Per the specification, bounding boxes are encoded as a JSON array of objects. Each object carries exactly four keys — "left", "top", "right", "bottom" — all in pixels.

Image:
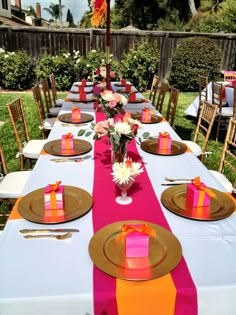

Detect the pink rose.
[
  {"left": 94, "top": 121, "right": 108, "bottom": 137},
  {"left": 114, "top": 114, "right": 124, "bottom": 123},
  {"left": 132, "top": 123, "right": 139, "bottom": 135},
  {"left": 110, "top": 71, "right": 115, "bottom": 78},
  {"left": 109, "top": 100, "right": 117, "bottom": 108},
  {"left": 123, "top": 112, "right": 131, "bottom": 123},
  {"left": 113, "top": 93, "right": 122, "bottom": 103}
]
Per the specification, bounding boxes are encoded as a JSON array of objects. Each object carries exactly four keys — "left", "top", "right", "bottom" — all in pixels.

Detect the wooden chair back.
[
  {"left": 218, "top": 117, "right": 236, "bottom": 176},
  {"left": 198, "top": 75, "right": 208, "bottom": 108},
  {"left": 32, "top": 84, "right": 48, "bottom": 138},
  {"left": 193, "top": 101, "right": 218, "bottom": 162},
  {"left": 41, "top": 78, "right": 53, "bottom": 113},
  {"left": 7, "top": 97, "right": 30, "bottom": 170},
  {"left": 224, "top": 71, "right": 236, "bottom": 81},
  {"left": 0, "top": 142, "right": 7, "bottom": 176},
  {"left": 165, "top": 87, "right": 179, "bottom": 127},
  {"left": 155, "top": 81, "right": 168, "bottom": 113},
  {"left": 149, "top": 74, "right": 159, "bottom": 104},
  {"left": 212, "top": 81, "right": 224, "bottom": 141},
  {"left": 49, "top": 73, "right": 57, "bottom": 104}
]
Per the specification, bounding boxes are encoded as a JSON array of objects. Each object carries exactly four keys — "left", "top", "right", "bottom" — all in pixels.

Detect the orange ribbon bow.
[
  {"left": 72, "top": 107, "right": 80, "bottom": 113},
  {"left": 90, "top": 0, "right": 107, "bottom": 27},
  {"left": 64, "top": 132, "right": 73, "bottom": 139},
  {"left": 45, "top": 181, "right": 61, "bottom": 193},
  {"left": 159, "top": 132, "right": 170, "bottom": 138},
  {"left": 117, "top": 223, "right": 156, "bottom": 243},
  {"left": 191, "top": 176, "right": 216, "bottom": 197}
]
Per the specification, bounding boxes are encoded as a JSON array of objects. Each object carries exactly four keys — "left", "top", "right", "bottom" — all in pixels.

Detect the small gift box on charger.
[
  {"left": 125, "top": 83, "right": 131, "bottom": 92},
  {"left": 117, "top": 223, "right": 156, "bottom": 257},
  {"left": 121, "top": 78, "right": 126, "bottom": 86},
  {"left": 44, "top": 181, "right": 64, "bottom": 210},
  {"left": 80, "top": 91, "right": 87, "bottom": 101},
  {"left": 129, "top": 92, "right": 136, "bottom": 102},
  {"left": 141, "top": 108, "right": 151, "bottom": 122},
  {"left": 186, "top": 176, "right": 215, "bottom": 210},
  {"left": 61, "top": 133, "right": 74, "bottom": 150},
  {"left": 158, "top": 132, "right": 172, "bottom": 152},
  {"left": 72, "top": 107, "right": 81, "bottom": 122},
  {"left": 81, "top": 79, "right": 87, "bottom": 86}
]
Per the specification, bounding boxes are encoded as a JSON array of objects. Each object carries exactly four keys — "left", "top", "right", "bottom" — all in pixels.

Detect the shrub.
[
  {"left": 120, "top": 41, "right": 160, "bottom": 92},
  {"left": 0, "top": 50, "right": 34, "bottom": 90},
  {"left": 190, "top": 12, "right": 224, "bottom": 33},
  {"left": 35, "top": 51, "right": 79, "bottom": 90},
  {"left": 169, "top": 37, "right": 223, "bottom": 91},
  {"left": 76, "top": 49, "right": 120, "bottom": 81}
]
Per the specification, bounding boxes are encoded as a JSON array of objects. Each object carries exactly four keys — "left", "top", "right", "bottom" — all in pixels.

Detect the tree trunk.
[{"left": 188, "top": 0, "right": 197, "bottom": 15}]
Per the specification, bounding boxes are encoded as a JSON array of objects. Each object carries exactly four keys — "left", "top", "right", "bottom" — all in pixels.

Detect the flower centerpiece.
[
  {"left": 97, "top": 89, "right": 128, "bottom": 119},
  {"left": 94, "top": 65, "right": 116, "bottom": 85},
  {"left": 111, "top": 158, "right": 144, "bottom": 204},
  {"left": 94, "top": 112, "right": 142, "bottom": 163}
]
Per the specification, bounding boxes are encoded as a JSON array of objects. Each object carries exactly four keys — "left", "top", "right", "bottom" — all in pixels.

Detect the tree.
[
  {"left": 26, "top": 5, "right": 37, "bottom": 17},
  {"left": 44, "top": 3, "right": 64, "bottom": 23},
  {"left": 66, "top": 9, "right": 74, "bottom": 25}
]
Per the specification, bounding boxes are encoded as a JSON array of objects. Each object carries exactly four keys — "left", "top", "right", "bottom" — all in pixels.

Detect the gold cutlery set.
[{"left": 20, "top": 228, "right": 80, "bottom": 240}]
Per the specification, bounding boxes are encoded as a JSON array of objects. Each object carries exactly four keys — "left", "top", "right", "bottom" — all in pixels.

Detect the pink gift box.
[
  {"left": 121, "top": 78, "right": 126, "bottom": 86},
  {"left": 44, "top": 184, "right": 64, "bottom": 210},
  {"left": 79, "top": 85, "right": 85, "bottom": 93},
  {"left": 129, "top": 92, "right": 136, "bottom": 102},
  {"left": 72, "top": 108, "right": 81, "bottom": 122},
  {"left": 125, "top": 225, "right": 149, "bottom": 257},
  {"left": 158, "top": 133, "right": 171, "bottom": 152},
  {"left": 81, "top": 79, "right": 87, "bottom": 86},
  {"left": 186, "top": 182, "right": 210, "bottom": 209},
  {"left": 61, "top": 134, "right": 74, "bottom": 150},
  {"left": 125, "top": 83, "right": 131, "bottom": 92},
  {"left": 141, "top": 108, "right": 151, "bottom": 122},
  {"left": 80, "top": 92, "right": 86, "bottom": 101}
]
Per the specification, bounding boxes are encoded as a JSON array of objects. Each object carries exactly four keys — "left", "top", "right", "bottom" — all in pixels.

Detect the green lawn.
[{"left": 0, "top": 90, "right": 231, "bottom": 228}]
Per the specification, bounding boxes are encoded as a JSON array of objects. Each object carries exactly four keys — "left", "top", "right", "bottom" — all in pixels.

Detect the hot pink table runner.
[{"left": 92, "top": 112, "right": 197, "bottom": 315}]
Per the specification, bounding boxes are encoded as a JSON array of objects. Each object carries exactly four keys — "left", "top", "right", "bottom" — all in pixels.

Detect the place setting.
[
  {"left": 17, "top": 180, "right": 93, "bottom": 226},
  {"left": 89, "top": 220, "right": 182, "bottom": 281},
  {"left": 132, "top": 108, "right": 163, "bottom": 124},
  {"left": 58, "top": 108, "right": 94, "bottom": 125},
  {"left": 141, "top": 132, "right": 188, "bottom": 156},
  {"left": 161, "top": 176, "right": 235, "bottom": 221},
  {"left": 43, "top": 132, "right": 92, "bottom": 157}
]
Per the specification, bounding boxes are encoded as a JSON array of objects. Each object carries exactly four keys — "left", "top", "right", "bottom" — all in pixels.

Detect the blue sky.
[{"left": 12, "top": 0, "right": 114, "bottom": 24}]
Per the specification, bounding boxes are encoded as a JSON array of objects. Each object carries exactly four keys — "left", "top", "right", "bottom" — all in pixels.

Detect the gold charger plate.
[
  {"left": 58, "top": 113, "right": 94, "bottom": 124},
  {"left": 117, "top": 89, "right": 138, "bottom": 94},
  {"left": 114, "top": 83, "right": 133, "bottom": 87},
  {"left": 43, "top": 139, "right": 92, "bottom": 156},
  {"left": 132, "top": 113, "right": 163, "bottom": 124},
  {"left": 67, "top": 97, "right": 96, "bottom": 103},
  {"left": 141, "top": 139, "right": 187, "bottom": 156},
  {"left": 161, "top": 184, "right": 235, "bottom": 221},
  {"left": 74, "top": 82, "right": 94, "bottom": 87},
  {"left": 89, "top": 220, "right": 182, "bottom": 281},
  {"left": 18, "top": 186, "right": 93, "bottom": 224}
]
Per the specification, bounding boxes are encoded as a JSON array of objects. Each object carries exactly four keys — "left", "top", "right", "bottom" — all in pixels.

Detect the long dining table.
[{"left": 0, "top": 82, "right": 236, "bottom": 315}]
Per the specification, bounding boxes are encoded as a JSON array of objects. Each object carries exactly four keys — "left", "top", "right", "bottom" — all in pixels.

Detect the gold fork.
[{"left": 24, "top": 232, "right": 72, "bottom": 240}]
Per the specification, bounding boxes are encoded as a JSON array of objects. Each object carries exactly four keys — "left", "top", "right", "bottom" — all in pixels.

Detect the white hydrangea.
[{"left": 114, "top": 122, "right": 132, "bottom": 136}]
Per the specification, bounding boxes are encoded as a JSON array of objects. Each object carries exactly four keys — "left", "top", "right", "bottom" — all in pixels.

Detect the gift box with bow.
[
  {"left": 129, "top": 92, "right": 136, "bottom": 102},
  {"left": 125, "top": 83, "right": 131, "bottom": 92},
  {"left": 141, "top": 108, "right": 151, "bottom": 122},
  {"left": 186, "top": 176, "right": 215, "bottom": 209},
  {"left": 44, "top": 181, "right": 64, "bottom": 210},
  {"left": 72, "top": 107, "right": 81, "bottom": 122},
  {"left": 117, "top": 223, "right": 156, "bottom": 257},
  {"left": 158, "top": 132, "right": 172, "bottom": 152},
  {"left": 121, "top": 78, "right": 126, "bottom": 86},
  {"left": 61, "top": 133, "right": 74, "bottom": 150}
]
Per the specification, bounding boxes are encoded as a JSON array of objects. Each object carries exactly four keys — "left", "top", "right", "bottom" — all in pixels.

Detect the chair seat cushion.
[
  {"left": 0, "top": 171, "right": 31, "bottom": 198},
  {"left": 43, "top": 117, "right": 56, "bottom": 130},
  {"left": 209, "top": 170, "right": 233, "bottom": 192},
  {"left": 55, "top": 99, "right": 64, "bottom": 107},
  {"left": 23, "top": 140, "right": 46, "bottom": 159},
  {"left": 49, "top": 107, "right": 61, "bottom": 116},
  {"left": 221, "top": 107, "right": 233, "bottom": 117},
  {"left": 182, "top": 140, "right": 202, "bottom": 156}
]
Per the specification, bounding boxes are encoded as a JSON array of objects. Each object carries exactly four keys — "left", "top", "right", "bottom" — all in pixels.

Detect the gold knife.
[{"left": 20, "top": 229, "right": 80, "bottom": 234}]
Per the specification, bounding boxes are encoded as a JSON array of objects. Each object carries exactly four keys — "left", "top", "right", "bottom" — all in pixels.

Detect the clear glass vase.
[
  {"left": 111, "top": 142, "right": 127, "bottom": 164},
  {"left": 116, "top": 178, "right": 134, "bottom": 205}
]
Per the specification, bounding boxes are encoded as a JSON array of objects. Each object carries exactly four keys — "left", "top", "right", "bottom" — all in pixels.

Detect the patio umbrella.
[{"left": 90, "top": 0, "right": 111, "bottom": 89}]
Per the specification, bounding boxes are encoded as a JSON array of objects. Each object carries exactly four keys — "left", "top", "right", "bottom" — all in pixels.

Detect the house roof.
[{"left": 0, "top": 14, "right": 31, "bottom": 26}]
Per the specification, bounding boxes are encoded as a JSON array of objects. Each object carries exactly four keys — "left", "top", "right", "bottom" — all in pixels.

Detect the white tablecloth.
[
  {"left": 0, "top": 84, "right": 236, "bottom": 315},
  {"left": 185, "top": 82, "right": 234, "bottom": 117}
]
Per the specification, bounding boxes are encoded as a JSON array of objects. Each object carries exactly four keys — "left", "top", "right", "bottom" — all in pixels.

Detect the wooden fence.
[{"left": 0, "top": 26, "right": 236, "bottom": 80}]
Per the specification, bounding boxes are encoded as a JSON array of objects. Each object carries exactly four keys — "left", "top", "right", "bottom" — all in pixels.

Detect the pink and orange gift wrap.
[
  {"left": 72, "top": 107, "right": 81, "bottom": 122},
  {"left": 61, "top": 133, "right": 74, "bottom": 150},
  {"left": 44, "top": 181, "right": 65, "bottom": 222},
  {"left": 117, "top": 223, "right": 156, "bottom": 257},
  {"left": 81, "top": 79, "right": 87, "bottom": 86},
  {"left": 80, "top": 91, "right": 87, "bottom": 101},
  {"left": 129, "top": 92, "right": 136, "bottom": 102},
  {"left": 125, "top": 83, "right": 131, "bottom": 92},
  {"left": 158, "top": 132, "right": 172, "bottom": 152},
  {"left": 186, "top": 176, "right": 215, "bottom": 211},
  {"left": 141, "top": 108, "right": 151, "bottom": 122}
]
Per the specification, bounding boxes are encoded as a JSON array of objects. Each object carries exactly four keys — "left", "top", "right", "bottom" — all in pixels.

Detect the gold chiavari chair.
[
  {"left": 41, "top": 78, "right": 60, "bottom": 117},
  {"left": 165, "top": 87, "right": 179, "bottom": 127},
  {"left": 49, "top": 73, "right": 64, "bottom": 107},
  {"left": 155, "top": 81, "right": 168, "bottom": 114},
  {"left": 149, "top": 74, "right": 159, "bottom": 105}
]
